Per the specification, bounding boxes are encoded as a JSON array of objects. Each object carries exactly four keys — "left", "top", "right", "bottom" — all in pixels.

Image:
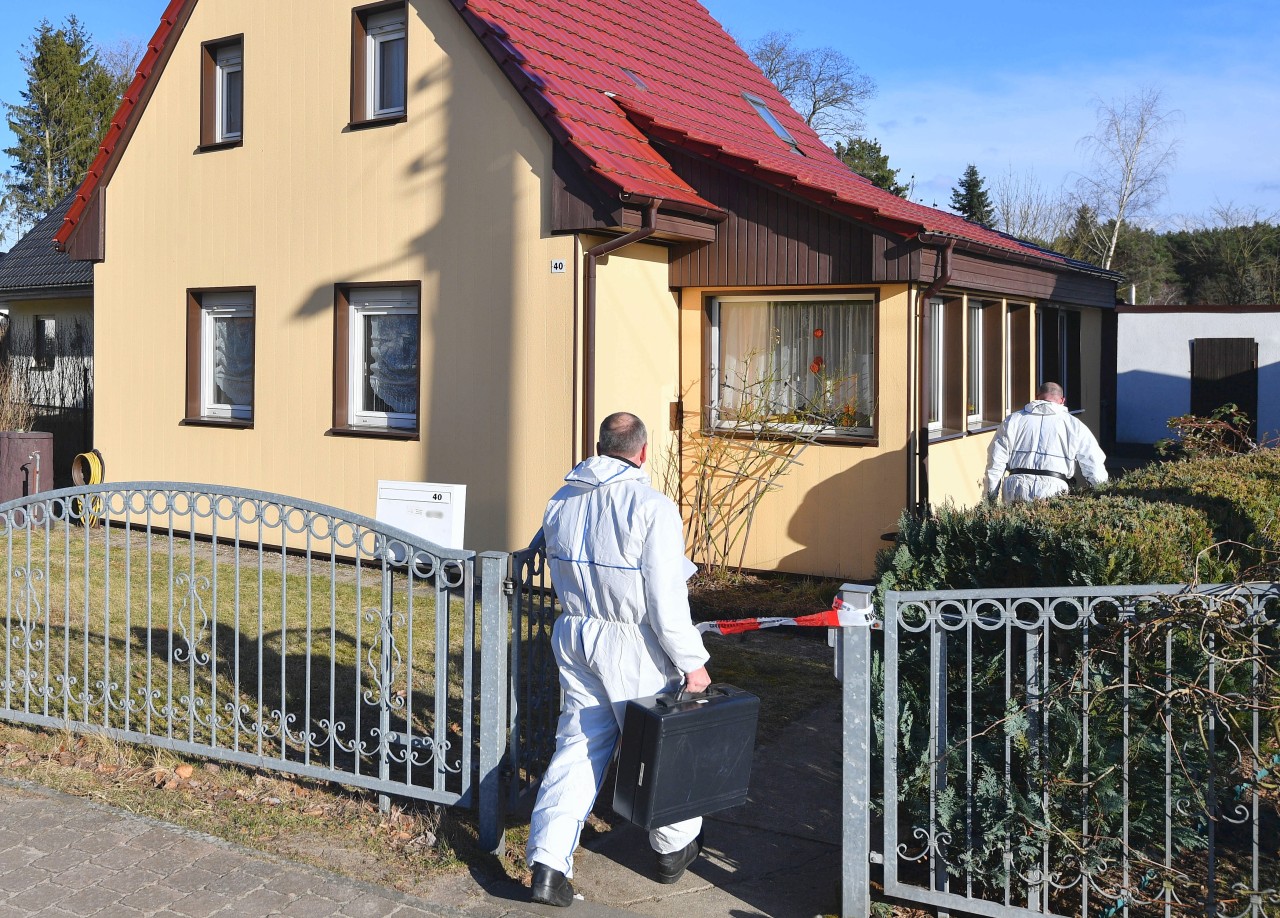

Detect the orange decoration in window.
[
  {"left": 813, "top": 328, "right": 824, "bottom": 338},
  {"left": 809, "top": 356, "right": 825, "bottom": 374}
]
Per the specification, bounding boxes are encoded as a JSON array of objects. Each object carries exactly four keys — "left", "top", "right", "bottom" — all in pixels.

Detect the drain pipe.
[
  {"left": 579, "top": 198, "right": 661, "bottom": 463},
  {"left": 913, "top": 239, "right": 954, "bottom": 518}
]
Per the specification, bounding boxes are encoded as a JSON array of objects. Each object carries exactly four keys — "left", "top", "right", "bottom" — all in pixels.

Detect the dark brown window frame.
[
  {"left": 349, "top": 1, "right": 408, "bottom": 130},
  {"left": 33, "top": 316, "right": 56, "bottom": 370},
  {"left": 1007, "top": 303, "right": 1032, "bottom": 413},
  {"left": 330, "top": 280, "right": 422, "bottom": 439},
  {"left": 700, "top": 286, "right": 881, "bottom": 446},
  {"left": 966, "top": 298, "right": 1006, "bottom": 430},
  {"left": 183, "top": 286, "right": 256, "bottom": 429},
  {"left": 199, "top": 35, "right": 245, "bottom": 151}
]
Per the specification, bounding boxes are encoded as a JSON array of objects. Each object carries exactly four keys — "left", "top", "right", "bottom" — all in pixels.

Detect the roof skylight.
[
  {"left": 620, "top": 68, "right": 648, "bottom": 91},
  {"left": 743, "top": 93, "right": 801, "bottom": 154}
]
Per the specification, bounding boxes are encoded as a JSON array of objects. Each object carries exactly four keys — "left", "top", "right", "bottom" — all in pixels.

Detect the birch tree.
[{"left": 1074, "top": 88, "right": 1180, "bottom": 270}]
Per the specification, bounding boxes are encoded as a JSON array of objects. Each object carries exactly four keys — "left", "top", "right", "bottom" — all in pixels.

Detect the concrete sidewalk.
[{"left": 0, "top": 699, "right": 844, "bottom": 918}]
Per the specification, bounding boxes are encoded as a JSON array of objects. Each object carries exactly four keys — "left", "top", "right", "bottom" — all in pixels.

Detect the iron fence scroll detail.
[
  {"left": 879, "top": 584, "right": 1280, "bottom": 918},
  {"left": 0, "top": 482, "right": 507, "bottom": 813}
]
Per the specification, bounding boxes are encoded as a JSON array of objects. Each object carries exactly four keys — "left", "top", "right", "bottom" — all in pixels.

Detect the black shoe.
[
  {"left": 530, "top": 862, "right": 574, "bottom": 907},
  {"left": 655, "top": 832, "right": 703, "bottom": 884}
]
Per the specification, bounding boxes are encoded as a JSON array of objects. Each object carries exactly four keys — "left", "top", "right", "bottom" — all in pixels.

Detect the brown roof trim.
[
  {"left": 916, "top": 231, "right": 1123, "bottom": 283},
  {"left": 1117, "top": 303, "right": 1280, "bottom": 314},
  {"left": 54, "top": 0, "right": 198, "bottom": 253}
]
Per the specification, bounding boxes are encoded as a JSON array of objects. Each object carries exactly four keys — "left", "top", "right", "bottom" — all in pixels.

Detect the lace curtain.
[
  {"left": 719, "top": 299, "right": 874, "bottom": 428},
  {"left": 364, "top": 313, "right": 418, "bottom": 414},
  {"left": 213, "top": 316, "right": 254, "bottom": 407}
]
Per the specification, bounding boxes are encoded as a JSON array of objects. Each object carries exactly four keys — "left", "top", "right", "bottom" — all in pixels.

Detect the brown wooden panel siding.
[
  {"left": 66, "top": 189, "right": 104, "bottom": 262},
  {"left": 551, "top": 145, "right": 624, "bottom": 233},
  {"left": 665, "top": 150, "right": 906, "bottom": 287},
  {"left": 946, "top": 250, "right": 1115, "bottom": 309}
]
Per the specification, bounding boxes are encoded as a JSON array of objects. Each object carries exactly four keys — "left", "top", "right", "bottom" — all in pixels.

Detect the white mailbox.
[{"left": 375, "top": 481, "right": 466, "bottom": 550}]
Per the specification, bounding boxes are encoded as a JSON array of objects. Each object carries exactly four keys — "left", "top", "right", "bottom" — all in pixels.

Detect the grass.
[{"left": 0, "top": 513, "right": 850, "bottom": 897}]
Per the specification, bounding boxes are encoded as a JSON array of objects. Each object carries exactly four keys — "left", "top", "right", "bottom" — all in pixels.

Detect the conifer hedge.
[{"left": 877, "top": 449, "right": 1280, "bottom": 591}]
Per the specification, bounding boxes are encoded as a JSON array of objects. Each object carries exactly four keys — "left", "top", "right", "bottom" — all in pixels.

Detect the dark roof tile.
[{"left": 0, "top": 196, "right": 92, "bottom": 294}]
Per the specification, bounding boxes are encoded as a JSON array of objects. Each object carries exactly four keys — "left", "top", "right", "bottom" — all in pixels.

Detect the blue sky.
[{"left": 2, "top": 0, "right": 1277, "bottom": 228}]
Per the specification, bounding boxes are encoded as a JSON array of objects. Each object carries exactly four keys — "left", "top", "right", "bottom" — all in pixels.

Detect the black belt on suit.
[{"left": 1008, "top": 467, "right": 1070, "bottom": 482}]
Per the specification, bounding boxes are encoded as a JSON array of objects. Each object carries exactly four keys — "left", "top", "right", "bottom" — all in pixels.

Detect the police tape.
[{"left": 696, "top": 593, "right": 879, "bottom": 636}]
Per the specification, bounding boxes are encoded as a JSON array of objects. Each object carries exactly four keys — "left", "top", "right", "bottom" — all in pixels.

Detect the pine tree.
[
  {"left": 833, "top": 137, "right": 909, "bottom": 197},
  {"left": 2, "top": 17, "right": 127, "bottom": 229},
  {"left": 950, "top": 164, "right": 996, "bottom": 227}
]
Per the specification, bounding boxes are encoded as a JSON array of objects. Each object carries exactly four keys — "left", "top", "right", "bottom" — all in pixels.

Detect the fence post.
[
  {"left": 477, "top": 551, "right": 510, "bottom": 855},
  {"left": 840, "top": 583, "right": 875, "bottom": 918}
]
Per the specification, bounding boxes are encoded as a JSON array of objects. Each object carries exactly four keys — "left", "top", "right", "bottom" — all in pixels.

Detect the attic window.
[
  {"left": 620, "top": 68, "right": 648, "bottom": 91},
  {"left": 743, "top": 92, "right": 801, "bottom": 154}
]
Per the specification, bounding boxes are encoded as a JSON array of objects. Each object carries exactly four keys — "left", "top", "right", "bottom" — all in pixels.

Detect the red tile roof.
[
  {"left": 57, "top": 0, "right": 1096, "bottom": 273},
  {"left": 53, "top": 0, "right": 191, "bottom": 251},
  {"left": 452, "top": 0, "right": 1078, "bottom": 265}
]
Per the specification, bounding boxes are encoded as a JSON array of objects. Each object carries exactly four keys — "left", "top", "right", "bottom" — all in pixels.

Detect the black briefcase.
[{"left": 612, "top": 683, "right": 759, "bottom": 831}]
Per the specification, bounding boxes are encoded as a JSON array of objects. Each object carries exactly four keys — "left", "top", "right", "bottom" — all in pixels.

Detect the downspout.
[
  {"left": 913, "top": 239, "right": 954, "bottom": 518},
  {"left": 579, "top": 198, "right": 661, "bottom": 462}
]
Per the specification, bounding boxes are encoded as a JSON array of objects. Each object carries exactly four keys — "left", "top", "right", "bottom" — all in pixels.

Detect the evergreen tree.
[
  {"left": 833, "top": 137, "right": 909, "bottom": 197},
  {"left": 2, "top": 17, "right": 127, "bottom": 228},
  {"left": 950, "top": 164, "right": 996, "bottom": 227}
]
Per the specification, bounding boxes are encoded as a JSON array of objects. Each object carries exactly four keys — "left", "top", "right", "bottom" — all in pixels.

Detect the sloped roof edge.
[{"left": 53, "top": 0, "right": 195, "bottom": 252}]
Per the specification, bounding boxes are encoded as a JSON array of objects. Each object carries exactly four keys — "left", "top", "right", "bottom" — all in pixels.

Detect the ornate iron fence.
[
  {"left": 0, "top": 482, "right": 509, "bottom": 849},
  {"left": 506, "top": 530, "right": 559, "bottom": 809},
  {"left": 841, "top": 583, "right": 1279, "bottom": 918}
]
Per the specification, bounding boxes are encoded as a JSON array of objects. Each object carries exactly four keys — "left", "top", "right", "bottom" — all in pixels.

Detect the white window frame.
[
  {"left": 215, "top": 42, "right": 243, "bottom": 143},
  {"left": 201, "top": 292, "right": 253, "bottom": 420},
  {"left": 349, "top": 286, "right": 418, "bottom": 429},
  {"left": 709, "top": 293, "right": 876, "bottom": 438},
  {"left": 967, "top": 301, "right": 984, "bottom": 427},
  {"left": 926, "top": 298, "right": 944, "bottom": 432},
  {"left": 366, "top": 7, "right": 407, "bottom": 119}
]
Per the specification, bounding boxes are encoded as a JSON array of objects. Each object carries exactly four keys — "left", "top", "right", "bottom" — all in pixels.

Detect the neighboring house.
[
  {"left": 0, "top": 195, "right": 94, "bottom": 485},
  {"left": 55, "top": 0, "right": 1117, "bottom": 578},
  {"left": 1110, "top": 304, "right": 1279, "bottom": 449}
]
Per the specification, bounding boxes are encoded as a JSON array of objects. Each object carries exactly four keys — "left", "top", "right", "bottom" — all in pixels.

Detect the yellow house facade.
[{"left": 57, "top": 0, "right": 1117, "bottom": 579}]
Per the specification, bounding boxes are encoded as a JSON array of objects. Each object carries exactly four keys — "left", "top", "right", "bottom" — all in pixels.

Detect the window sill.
[
  {"left": 196, "top": 139, "right": 243, "bottom": 153},
  {"left": 181, "top": 417, "right": 253, "bottom": 429},
  {"left": 929, "top": 428, "right": 966, "bottom": 444},
  {"left": 347, "top": 114, "right": 407, "bottom": 131},
  {"left": 327, "top": 426, "right": 419, "bottom": 441},
  {"left": 707, "top": 426, "right": 877, "bottom": 447},
  {"left": 966, "top": 421, "right": 1000, "bottom": 434}
]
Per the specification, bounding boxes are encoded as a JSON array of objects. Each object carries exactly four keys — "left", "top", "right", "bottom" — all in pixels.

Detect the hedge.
[{"left": 876, "top": 448, "right": 1280, "bottom": 592}]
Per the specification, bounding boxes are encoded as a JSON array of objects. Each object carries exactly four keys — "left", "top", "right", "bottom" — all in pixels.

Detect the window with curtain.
[
  {"left": 713, "top": 296, "right": 875, "bottom": 435},
  {"left": 350, "top": 287, "right": 418, "bottom": 429},
  {"left": 201, "top": 292, "right": 254, "bottom": 420}
]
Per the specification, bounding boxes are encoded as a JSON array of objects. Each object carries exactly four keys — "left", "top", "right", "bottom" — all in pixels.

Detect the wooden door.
[{"left": 1190, "top": 338, "right": 1258, "bottom": 433}]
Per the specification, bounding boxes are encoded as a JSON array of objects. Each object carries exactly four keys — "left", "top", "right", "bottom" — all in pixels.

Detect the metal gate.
[
  {"left": 0, "top": 482, "right": 510, "bottom": 849},
  {"left": 840, "top": 583, "right": 1279, "bottom": 918},
  {"left": 506, "top": 531, "right": 558, "bottom": 809}
]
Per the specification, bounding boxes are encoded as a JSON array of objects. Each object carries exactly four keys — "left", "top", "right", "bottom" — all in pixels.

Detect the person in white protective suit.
[
  {"left": 984, "top": 381, "right": 1109, "bottom": 503},
  {"left": 527, "top": 412, "right": 712, "bottom": 908}
]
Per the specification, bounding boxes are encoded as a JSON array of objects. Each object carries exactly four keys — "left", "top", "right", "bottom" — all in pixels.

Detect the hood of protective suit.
[
  {"left": 1022, "top": 399, "right": 1068, "bottom": 417},
  {"left": 562, "top": 454, "right": 648, "bottom": 489}
]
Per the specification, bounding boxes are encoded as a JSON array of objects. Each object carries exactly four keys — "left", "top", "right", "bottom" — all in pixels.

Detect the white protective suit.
[
  {"left": 984, "top": 400, "right": 1109, "bottom": 503},
  {"left": 526, "top": 455, "right": 710, "bottom": 878}
]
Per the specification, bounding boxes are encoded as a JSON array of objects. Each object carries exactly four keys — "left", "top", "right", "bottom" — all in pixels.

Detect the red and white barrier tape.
[{"left": 696, "top": 592, "right": 878, "bottom": 636}]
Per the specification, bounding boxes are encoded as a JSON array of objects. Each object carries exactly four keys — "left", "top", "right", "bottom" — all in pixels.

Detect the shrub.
[{"left": 876, "top": 449, "right": 1280, "bottom": 592}]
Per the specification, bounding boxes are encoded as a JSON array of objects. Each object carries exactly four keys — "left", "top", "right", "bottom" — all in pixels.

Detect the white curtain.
[
  {"left": 719, "top": 300, "right": 874, "bottom": 428},
  {"left": 365, "top": 313, "right": 418, "bottom": 414},
  {"left": 214, "top": 316, "right": 254, "bottom": 406}
]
